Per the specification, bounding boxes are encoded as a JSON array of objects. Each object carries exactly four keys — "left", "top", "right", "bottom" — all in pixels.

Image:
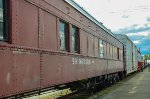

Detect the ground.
[{"left": 89, "top": 68, "right": 150, "bottom": 99}]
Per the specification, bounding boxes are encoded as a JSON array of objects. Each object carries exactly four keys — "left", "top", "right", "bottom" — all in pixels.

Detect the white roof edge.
[{"left": 65, "top": 0, "right": 118, "bottom": 40}]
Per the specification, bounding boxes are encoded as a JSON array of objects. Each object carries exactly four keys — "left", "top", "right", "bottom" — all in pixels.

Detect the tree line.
[{"left": 144, "top": 54, "right": 150, "bottom": 60}]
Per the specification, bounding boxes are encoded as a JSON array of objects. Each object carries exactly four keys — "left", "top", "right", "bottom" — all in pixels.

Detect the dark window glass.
[
  {"left": 59, "top": 20, "right": 69, "bottom": 51},
  {"left": 112, "top": 46, "right": 114, "bottom": 58},
  {"left": 72, "top": 25, "right": 79, "bottom": 53},
  {"left": 117, "top": 48, "right": 119, "bottom": 60},
  {"left": 0, "top": 0, "right": 4, "bottom": 40},
  {"left": 0, "top": 0, "right": 7, "bottom": 41}
]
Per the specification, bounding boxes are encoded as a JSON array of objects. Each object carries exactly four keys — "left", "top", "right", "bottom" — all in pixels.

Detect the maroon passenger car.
[{"left": 0, "top": 0, "right": 124, "bottom": 98}]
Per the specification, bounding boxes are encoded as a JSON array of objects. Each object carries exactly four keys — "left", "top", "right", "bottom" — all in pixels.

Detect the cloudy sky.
[{"left": 74, "top": 0, "right": 150, "bottom": 55}]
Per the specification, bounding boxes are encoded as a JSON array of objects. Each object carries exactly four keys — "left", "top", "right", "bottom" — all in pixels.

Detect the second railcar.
[
  {"left": 116, "top": 34, "right": 141, "bottom": 75},
  {"left": 116, "top": 34, "right": 133, "bottom": 75}
]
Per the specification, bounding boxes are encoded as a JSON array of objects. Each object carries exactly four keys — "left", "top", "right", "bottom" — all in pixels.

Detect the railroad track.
[{"left": 22, "top": 88, "right": 75, "bottom": 99}]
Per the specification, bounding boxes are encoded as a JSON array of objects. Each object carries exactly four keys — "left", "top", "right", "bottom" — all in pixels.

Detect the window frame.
[
  {"left": 71, "top": 25, "right": 80, "bottom": 53},
  {"left": 98, "top": 39, "right": 104, "bottom": 58},
  {"left": 117, "top": 48, "right": 119, "bottom": 60},
  {"left": 0, "top": 0, "right": 8, "bottom": 41},
  {"left": 112, "top": 45, "right": 114, "bottom": 59},
  {"left": 59, "top": 20, "right": 69, "bottom": 51}
]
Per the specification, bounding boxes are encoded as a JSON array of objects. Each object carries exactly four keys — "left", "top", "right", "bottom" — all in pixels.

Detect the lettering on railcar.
[{"left": 72, "top": 58, "right": 94, "bottom": 65}]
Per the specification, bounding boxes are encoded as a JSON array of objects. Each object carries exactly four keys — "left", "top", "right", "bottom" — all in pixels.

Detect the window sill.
[{"left": 0, "top": 40, "right": 9, "bottom": 44}]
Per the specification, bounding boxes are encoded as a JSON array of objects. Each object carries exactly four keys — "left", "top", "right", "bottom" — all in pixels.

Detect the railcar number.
[{"left": 72, "top": 58, "right": 94, "bottom": 65}]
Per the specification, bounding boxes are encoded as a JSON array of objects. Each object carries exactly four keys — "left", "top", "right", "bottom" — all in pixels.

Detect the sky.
[{"left": 73, "top": 0, "right": 150, "bottom": 55}]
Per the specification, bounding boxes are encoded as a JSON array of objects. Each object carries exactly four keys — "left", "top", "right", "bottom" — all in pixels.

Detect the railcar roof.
[
  {"left": 116, "top": 34, "right": 139, "bottom": 50},
  {"left": 116, "top": 34, "right": 133, "bottom": 44},
  {"left": 65, "top": 0, "right": 121, "bottom": 42}
]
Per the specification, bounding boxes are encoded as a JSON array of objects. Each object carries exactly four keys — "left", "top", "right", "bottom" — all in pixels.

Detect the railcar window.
[
  {"left": 0, "top": 0, "right": 7, "bottom": 41},
  {"left": 59, "top": 21, "right": 69, "bottom": 51},
  {"left": 99, "top": 39, "right": 104, "bottom": 58},
  {"left": 72, "top": 25, "right": 79, "bottom": 53},
  {"left": 112, "top": 46, "right": 114, "bottom": 58},
  {"left": 0, "top": 0, "right": 4, "bottom": 40},
  {"left": 117, "top": 48, "right": 119, "bottom": 60}
]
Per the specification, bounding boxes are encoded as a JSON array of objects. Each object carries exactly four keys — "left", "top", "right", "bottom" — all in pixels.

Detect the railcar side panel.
[
  {"left": 103, "top": 41, "right": 107, "bottom": 58},
  {"left": 93, "top": 37, "right": 99, "bottom": 57},
  {"left": 0, "top": 50, "right": 15, "bottom": 97},
  {"left": 40, "top": 10, "right": 58, "bottom": 50},
  {"left": 41, "top": 53, "right": 108, "bottom": 88},
  {"left": 13, "top": 52, "right": 40, "bottom": 94},
  {"left": 87, "top": 34, "right": 94, "bottom": 57},
  {"left": 17, "top": 0, "right": 39, "bottom": 48},
  {"left": 126, "top": 38, "right": 133, "bottom": 74},
  {"left": 116, "top": 34, "right": 134, "bottom": 75},
  {"left": 106, "top": 43, "right": 110, "bottom": 59},
  {"left": 107, "top": 60, "right": 123, "bottom": 74},
  {"left": 80, "top": 30, "right": 88, "bottom": 56},
  {"left": 133, "top": 44, "right": 138, "bottom": 72},
  {"left": 41, "top": 54, "right": 60, "bottom": 88}
]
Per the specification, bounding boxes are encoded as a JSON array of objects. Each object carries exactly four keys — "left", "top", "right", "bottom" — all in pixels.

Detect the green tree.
[{"left": 144, "top": 54, "right": 150, "bottom": 60}]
